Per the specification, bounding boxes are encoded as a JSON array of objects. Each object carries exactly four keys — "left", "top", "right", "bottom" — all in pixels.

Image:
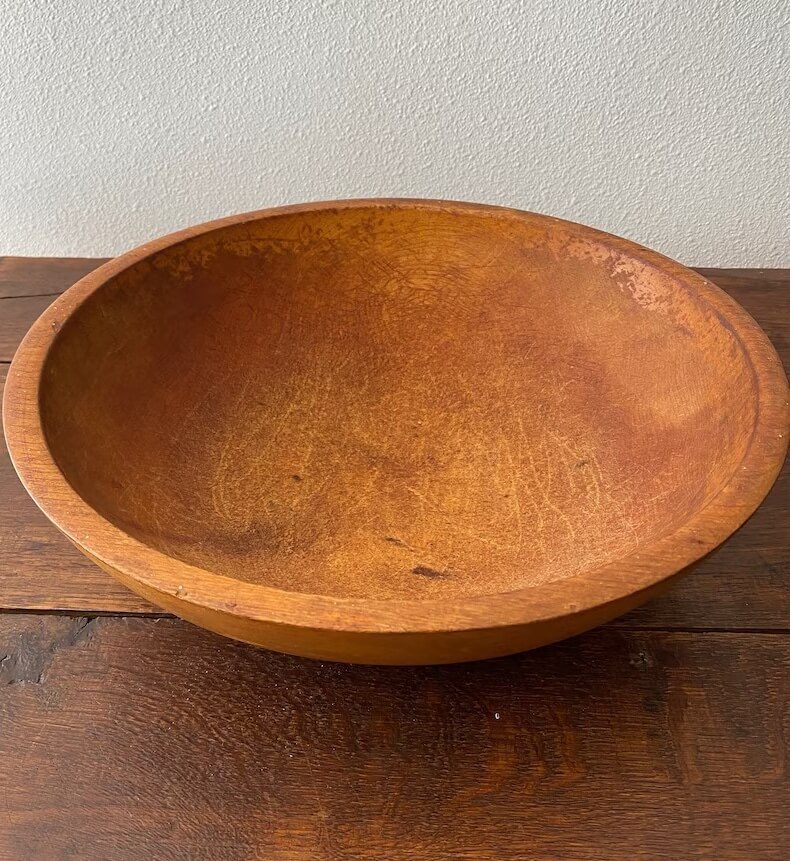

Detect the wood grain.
[
  {"left": 0, "top": 260, "right": 787, "bottom": 631},
  {"left": 0, "top": 613, "right": 786, "bottom": 860}
]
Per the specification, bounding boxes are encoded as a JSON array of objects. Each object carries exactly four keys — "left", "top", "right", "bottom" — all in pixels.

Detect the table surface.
[{"left": 0, "top": 258, "right": 787, "bottom": 860}]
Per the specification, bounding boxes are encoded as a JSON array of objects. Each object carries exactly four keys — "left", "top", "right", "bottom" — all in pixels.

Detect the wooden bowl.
[{"left": 4, "top": 200, "right": 788, "bottom": 663}]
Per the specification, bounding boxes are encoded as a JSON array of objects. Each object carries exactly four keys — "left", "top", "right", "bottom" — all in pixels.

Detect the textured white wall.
[{"left": 1, "top": 0, "right": 788, "bottom": 263}]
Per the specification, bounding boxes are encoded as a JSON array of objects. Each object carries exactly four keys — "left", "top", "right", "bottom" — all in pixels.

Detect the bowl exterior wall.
[{"left": 74, "top": 535, "right": 673, "bottom": 664}]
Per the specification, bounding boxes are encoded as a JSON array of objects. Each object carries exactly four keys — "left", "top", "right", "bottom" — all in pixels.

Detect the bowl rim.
[{"left": 3, "top": 198, "right": 788, "bottom": 635}]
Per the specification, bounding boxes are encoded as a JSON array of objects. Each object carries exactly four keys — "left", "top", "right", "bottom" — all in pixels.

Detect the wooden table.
[{"left": 1, "top": 259, "right": 787, "bottom": 861}]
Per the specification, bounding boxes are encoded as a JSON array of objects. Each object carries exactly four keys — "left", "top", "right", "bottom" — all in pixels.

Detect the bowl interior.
[{"left": 40, "top": 204, "right": 756, "bottom": 600}]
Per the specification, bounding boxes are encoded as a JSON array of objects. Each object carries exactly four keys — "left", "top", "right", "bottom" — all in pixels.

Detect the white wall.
[{"left": 1, "top": 0, "right": 788, "bottom": 263}]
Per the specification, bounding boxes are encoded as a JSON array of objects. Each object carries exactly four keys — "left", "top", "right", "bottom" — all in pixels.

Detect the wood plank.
[
  {"left": 0, "top": 263, "right": 787, "bottom": 628},
  {"left": 698, "top": 269, "right": 790, "bottom": 356},
  {"left": 0, "top": 294, "right": 60, "bottom": 362},
  {"left": 0, "top": 258, "right": 105, "bottom": 361},
  {"left": 0, "top": 256, "right": 109, "bottom": 298},
  {"left": 0, "top": 258, "right": 108, "bottom": 360},
  {"left": 0, "top": 614, "right": 785, "bottom": 860}
]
